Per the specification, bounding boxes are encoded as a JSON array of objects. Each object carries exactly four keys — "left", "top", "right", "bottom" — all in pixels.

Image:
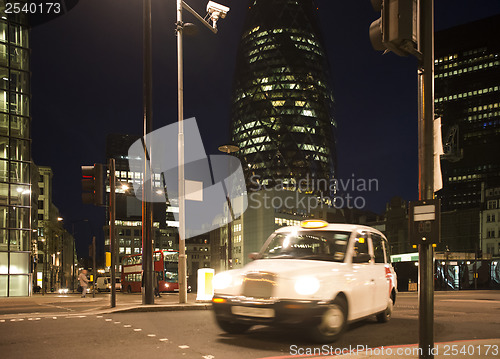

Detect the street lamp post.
[{"left": 175, "top": 0, "right": 229, "bottom": 303}]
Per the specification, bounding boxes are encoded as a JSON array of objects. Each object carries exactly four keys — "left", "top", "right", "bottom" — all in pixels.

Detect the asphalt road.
[{"left": 0, "top": 291, "right": 499, "bottom": 359}]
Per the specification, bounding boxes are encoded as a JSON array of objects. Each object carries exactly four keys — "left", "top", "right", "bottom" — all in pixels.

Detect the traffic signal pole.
[
  {"left": 142, "top": 0, "right": 154, "bottom": 305},
  {"left": 417, "top": 1, "right": 435, "bottom": 357},
  {"left": 109, "top": 159, "right": 116, "bottom": 308}
]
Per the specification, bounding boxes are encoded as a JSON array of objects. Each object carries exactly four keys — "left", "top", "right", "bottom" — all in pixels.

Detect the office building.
[
  {"left": 436, "top": 15, "right": 500, "bottom": 211},
  {"left": 35, "top": 166, "right": 75, "bottom": 292},
  {"left": 230, "top": 0, "right": 336, "bottom": 195},
  {"left": 0, "top": 3, "right": 31, "bottom": 296}
]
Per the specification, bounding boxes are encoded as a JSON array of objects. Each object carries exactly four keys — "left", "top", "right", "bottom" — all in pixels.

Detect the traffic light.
[
  {"left": 81, "top": 164, "right": 104, "bottom": 206},
  {"left": 369, "top": 0, "right": 419, "bottom": 57}
]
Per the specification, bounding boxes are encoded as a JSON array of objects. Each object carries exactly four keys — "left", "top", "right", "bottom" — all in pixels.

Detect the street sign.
[{"left": 409, "top": 199, "right": 441, "bottom": 245}]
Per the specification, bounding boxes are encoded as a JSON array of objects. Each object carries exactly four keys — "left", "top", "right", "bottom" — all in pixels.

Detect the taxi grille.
[{"left": 241, "top": 272, "right": 276, "bottom": 299}]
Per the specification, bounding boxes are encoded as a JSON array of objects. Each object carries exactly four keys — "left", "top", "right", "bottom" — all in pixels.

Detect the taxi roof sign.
[{"left": 300, "top": 220, "right": 328, "bottom": 229}]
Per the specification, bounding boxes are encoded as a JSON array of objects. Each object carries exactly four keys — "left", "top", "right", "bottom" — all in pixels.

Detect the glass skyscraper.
[
  {"left": 230, "top": 0, "right": 336, "bottom": 195},
  {"left": 0, "top": 1, "right": 31, "bottom": 296},
  {"left": 436, "top": 15, "right": 500, "bottom": 211}
]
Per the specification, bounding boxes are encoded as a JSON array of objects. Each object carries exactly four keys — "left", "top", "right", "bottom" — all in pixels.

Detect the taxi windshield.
[{"left": 261, "top": 230, "right": 351, "bottom": 262}]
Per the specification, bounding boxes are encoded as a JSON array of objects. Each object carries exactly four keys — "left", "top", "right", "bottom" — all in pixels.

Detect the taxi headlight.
[
  {"left": 213, "top": 272, "right": 233, "bottom": 290},
  {"left": 294, "top": 276, "right": 320, "bottom": 295}
]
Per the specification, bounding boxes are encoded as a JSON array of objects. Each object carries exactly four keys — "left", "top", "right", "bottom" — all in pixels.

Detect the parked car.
[
  {"left": 212, "top": 220, "right": 397, "bottom": 343},
  {"left": 96, "top": 277, "right": 121, "bottom": 292}
]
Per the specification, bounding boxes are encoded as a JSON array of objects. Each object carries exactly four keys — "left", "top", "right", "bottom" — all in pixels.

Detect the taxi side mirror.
[
  {"left": 352, "top": 253, "right": 372, "bottom": 263},
  {"left": 249, "top": 252, "right": 260, "bottom": 261}
]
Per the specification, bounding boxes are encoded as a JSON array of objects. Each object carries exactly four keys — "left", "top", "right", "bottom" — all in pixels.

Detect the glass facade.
[
  {"left": 435, "top": 15, "right": 500, "bottom": 211},
  {"left": 0, "top": 1, "right": 31, "bottom": 296},
  {"left": 230, "top": 0, "right": 336, "bottom": 195}
]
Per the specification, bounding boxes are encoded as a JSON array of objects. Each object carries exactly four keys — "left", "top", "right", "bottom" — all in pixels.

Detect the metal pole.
[
  {"left": 72, "top": 224, "right": 75, "bottom": 293},
  {"left": 417, "top": 0, "right": 435, "bottom": 357},
  {"left": 110, "top": 159, "right": 117, "bottom": 307},
  {"left": 92, "top": 236, "right": 96, "bottom": 298},
  {"left": 177, "top": 0, "right": 187, "bottom": 304},
  {"left": 142, "top": 0, "right": 154, "bottom": 305}
]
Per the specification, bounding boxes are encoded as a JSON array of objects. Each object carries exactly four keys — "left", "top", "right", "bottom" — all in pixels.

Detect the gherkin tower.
[{"left": 230, "top": 0, "right": 336, "bottom": 194}]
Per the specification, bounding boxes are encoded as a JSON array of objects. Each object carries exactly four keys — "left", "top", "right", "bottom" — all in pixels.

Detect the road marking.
[
  {"left": 114, "top": 322, "right": 121, "bottom": 324},
  {"left": 35, "top": 318, "right": 41, "bottom": 321},
  {"left": 203, "top": 356, "right": 215, "bottom": 359},
  {"left": 96, "top": 316, "right": 103, "bottom": 318},
  {"left": 440, "top": 299, "right": 500, "bottom": 304},
  {"left": 147, "top": 334, "right": 156, "bottom": 337},
  {"left": 159, "top": 338, "right": 168, "bottom": 342},
  {"left": 124, "top": 325, "right": 132, "bottom": 328},
  {"left": 28, "top": 318, "right": 33, "bottom": 321},
  {"left": 0, "top": 320, "right": 5, "bottom": 323},
  {"left": 105, "top": 319, "right": 112, "bottom": 322},
  {"left": 179, "top": 345, "right": 189, "bottom": 349},
  {"left": 52, "top": 317, "right": 57, "bottom": 320},
  {"left": 134, "top": 329, "right": 142, "bottom": 332}
]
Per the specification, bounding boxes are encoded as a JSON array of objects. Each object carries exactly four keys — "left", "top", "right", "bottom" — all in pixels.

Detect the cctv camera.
[{"left": 206, "top": 1, "right": 230, "bottom": 19}]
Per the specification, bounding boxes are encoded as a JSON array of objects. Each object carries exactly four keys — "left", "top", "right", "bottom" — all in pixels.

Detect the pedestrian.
[
  {"left": 78, "top": 269, "right": 89, "bottom": 298},
  {"left": 154, "top": 272, "right": 161, "bottom": 298}
]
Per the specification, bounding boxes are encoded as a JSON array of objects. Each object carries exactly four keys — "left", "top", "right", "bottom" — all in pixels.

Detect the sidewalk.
[{"left": 0, "top": 292, "right": 211, "bottom": 318}]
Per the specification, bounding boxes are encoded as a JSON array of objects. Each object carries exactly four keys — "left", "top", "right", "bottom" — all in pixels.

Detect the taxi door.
[
  {"left": 348, "top": 233, "right": 376, "bottom": 319},
  {"left": 370, "top": 232, "right": 391, "bottom": 312}
]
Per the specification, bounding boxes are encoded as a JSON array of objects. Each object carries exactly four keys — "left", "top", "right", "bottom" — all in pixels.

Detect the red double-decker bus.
[{"left": 121, "top": 250, "right": 179, "bottom": 293}]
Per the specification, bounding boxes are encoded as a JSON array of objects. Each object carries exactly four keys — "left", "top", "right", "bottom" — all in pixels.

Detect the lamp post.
[
  {"left": 176, "top": 0, "right": 230, "bottom": 303},
  {"left": 218, "top": 145, "right": 239, "bottom": 270}
]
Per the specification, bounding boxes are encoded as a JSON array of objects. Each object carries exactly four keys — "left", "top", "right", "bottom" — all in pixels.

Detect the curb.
[{"left": 97, "top": 303, "right": 213, "bottom": 314}]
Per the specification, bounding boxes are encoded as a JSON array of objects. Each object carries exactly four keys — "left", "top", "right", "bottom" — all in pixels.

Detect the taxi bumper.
[{"left": 212, "top": 295, "right": 329, "bottom": 326}]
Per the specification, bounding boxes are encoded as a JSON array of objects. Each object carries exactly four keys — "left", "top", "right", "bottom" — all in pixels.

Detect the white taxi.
[{"left": 212, "top": 220, "right": 397, "bottom": 343}]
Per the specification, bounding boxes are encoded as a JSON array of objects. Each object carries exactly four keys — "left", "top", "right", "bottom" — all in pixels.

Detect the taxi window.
[
  {"left": 352, "top": 234, "right": 370, "bottom": 263},
  {"left": 371, "top": 233, "right": 386, "bottom": 263},
  {"left": 261, "top": 231, "right": 350, "bottom": 262}
]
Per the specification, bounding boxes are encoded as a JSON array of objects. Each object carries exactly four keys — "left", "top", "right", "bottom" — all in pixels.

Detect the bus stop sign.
[{"left": 409, "top": 199, "right": 441, "bottom": 245}]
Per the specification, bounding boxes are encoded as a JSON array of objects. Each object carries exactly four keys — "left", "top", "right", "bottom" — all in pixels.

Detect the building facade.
[
  {"left": 436, "top": 15, "right": 500, "bottom": 211},
  {"left": 0, "top": 2, "right": 31, "bottom": 297},
  {"left": 104, "top": 134, "right": 215, "bottom": 287},
  {"left": 481, "top": 186, "right": 500, "bottom": 257},
  {"left": 230, "top": 0, "right": 336, "bottom": 195},
  {"left": 35, "top": 166, "right": 75, "bottom": 292}
]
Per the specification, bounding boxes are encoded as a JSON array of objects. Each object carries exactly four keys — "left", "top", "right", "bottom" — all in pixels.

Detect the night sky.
[{"left": 30, "top": 0, "right": 500, "bottom": 257}]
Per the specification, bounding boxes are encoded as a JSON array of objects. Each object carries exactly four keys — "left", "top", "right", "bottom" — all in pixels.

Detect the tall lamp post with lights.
[{"left": 175, "top": 0, "right": 230, "bottom": 303}]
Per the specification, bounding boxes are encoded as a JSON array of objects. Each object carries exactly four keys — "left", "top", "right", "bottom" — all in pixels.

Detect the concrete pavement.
[{"left": 0, "top": 291, "right": 211, "bottom": 318}]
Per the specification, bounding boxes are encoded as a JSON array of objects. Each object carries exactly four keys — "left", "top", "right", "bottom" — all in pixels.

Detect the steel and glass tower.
[
  {"left": 0, "top": 1, "right": 31, "bottom": 296},
  {"left": 230, "top": 0, "right": 336, "bottom": 195},
  {"left": 436, "top": 15, "right": 500, "bottom": 211}
]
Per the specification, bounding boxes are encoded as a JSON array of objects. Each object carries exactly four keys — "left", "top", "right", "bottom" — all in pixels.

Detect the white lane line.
[
  {"left": 0, "top": 320, "right": 5, "bottom": 323},
  {"left": 147, "top": 334, "right": 156, "bottom": 337},
  {"left": 203, "top": 356, "right": 215, "bottom": 359},
  {"left": 105, "top": 319, "right": 112, "bottom": 322},
  {"left": 159, "top": 338, "right": 168, "bottom": 342},
  {"left": 179, "top": 345, "right": 190, "bottom": 349},
  {"left": 28, "top": 318, "right": 33, "bottom": 321},
  {"left": 114, "top": 322, "right": 121, "bottom": 324},
  {"left": 35, "top": 318, "right": 41, "bottom": 321},
  {"left": 123, "top": 325, "right": 132, "bottom": 328},
  {"left": 134, "top": 329, "right": 142, "bottom": 332},
  {"left": 96, "top": 316, "right": 103, "bottom": 318},
  {"left": 52, "top": 317, "right": 57, "bottom": 320}
]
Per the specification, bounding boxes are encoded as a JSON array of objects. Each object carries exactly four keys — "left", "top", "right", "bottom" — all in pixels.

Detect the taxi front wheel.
[
  {"left": 309, "top": 296, "right": 347, "bottom": 343},
  {"left": 215, "top": 316, "right": 252, "bottom": 334},
  {"left": 376, "top": 298, "right": 393, "bottom": 323}
]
